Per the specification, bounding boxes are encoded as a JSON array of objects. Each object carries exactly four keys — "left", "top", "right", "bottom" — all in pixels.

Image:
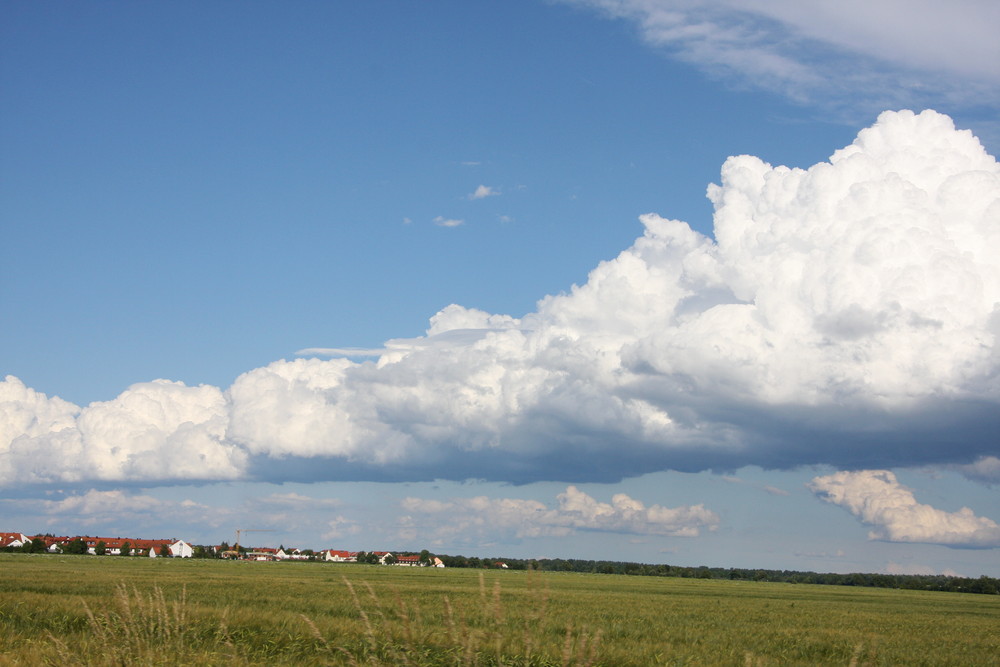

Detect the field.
[{"left": 0, "top": 554, "right": 997, "bottom": 666}]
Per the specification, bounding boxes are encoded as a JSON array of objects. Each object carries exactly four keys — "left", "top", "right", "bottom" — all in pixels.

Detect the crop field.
[{"left": 0, "top": 554, "right": 997, "bottom": 666}]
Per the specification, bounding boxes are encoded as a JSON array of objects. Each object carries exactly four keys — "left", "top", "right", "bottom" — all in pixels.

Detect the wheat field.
[{"left": 0, "top": 554, "right": 997, "bottom": 665}]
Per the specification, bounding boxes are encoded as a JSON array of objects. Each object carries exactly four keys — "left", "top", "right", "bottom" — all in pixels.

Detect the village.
[{"left": 0, "top": 531, "right": 448, "bottom": 566}]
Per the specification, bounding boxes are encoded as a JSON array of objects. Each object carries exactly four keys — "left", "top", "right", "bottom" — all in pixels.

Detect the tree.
[
  {"left": 95, "top": 540, "right": 107, "bottom": 556},
  {"left": 120, "top": 541, "right": 131, "bottom": 556},
  {"left": 27, "top": 536, "right": 49, "bottom": 553},
  {"left": 418, "top": 549, "right": 432, "bottom": 565},
  {"left": 64, "top": 537, "right": 87, "bottom": 555},
  {"left": 159, "top": 544, "right": 171, "bottom": 557},
  {"left": 383, "top": 554, "right": 397, "bottom": 565}
]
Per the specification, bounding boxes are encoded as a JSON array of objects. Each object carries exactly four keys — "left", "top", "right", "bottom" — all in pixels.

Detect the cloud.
[
  {"left": 468, "top": 184, "right": 499, "bottom": 200},
  {"left": 1, "top": 376, "right": 246, "bottom": 485},
  {"left": 44, "top": 489, "right": 162, "bottom": 517},
  {"left": 322, "top": 515, "right": 362, "bottom": 541},
  {"left": 952, "top": 456, "right": 1000, "bottom": 485},
  {"left": 399, "top": 486, "right": 719, "bottom": 544},
  {"left": 2, "top": 110, "right": 999, "bottom": 487},
  {"left": 809, "top": 470, "right": 1000, "bottom": 548},
  {"left": 434, "top": 216, "right": 464, "bottom": 227},
  {"left": 14, "top": 488, "right": 214, "bottom": 530},
  {"left": 560, "top": 0, "right": 1000, "bottom": 116},
  {"left": 885, "top": 562, "right": 960, "bottom": 577},
  {"left": 252, "top": 492, "right": 341, "bottom": 510}
]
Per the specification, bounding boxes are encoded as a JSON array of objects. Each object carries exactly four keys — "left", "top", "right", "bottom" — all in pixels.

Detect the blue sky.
[{"left": 2, "top": 1, "right": 999, "bottom": 577}]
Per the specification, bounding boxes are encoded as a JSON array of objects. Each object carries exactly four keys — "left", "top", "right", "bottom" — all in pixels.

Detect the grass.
[{"left": 0, "top": 554, "right": 997, "bottom": 665}]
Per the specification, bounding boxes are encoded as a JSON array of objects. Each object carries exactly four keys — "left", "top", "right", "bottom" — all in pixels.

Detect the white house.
[
  {"left": 433, "top": 557, "right": 445, "bottom": 568},
  {"left": 324, "top": 549, "right": 357, "bottom": 562},
  {"left": 169, "top": 540, "right": 194, "bottom": 558}
]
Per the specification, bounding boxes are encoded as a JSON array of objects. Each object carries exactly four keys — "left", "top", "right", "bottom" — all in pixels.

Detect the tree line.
[
  {"left": 433, "top": 555, "right": 999, "bottom": 595},
  {"left": 7, "top": 538, "right": 995, "bottom": 595}
]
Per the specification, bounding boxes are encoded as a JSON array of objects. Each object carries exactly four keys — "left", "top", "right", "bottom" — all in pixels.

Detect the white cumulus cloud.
[
  {"left": 2, "top": 110, "right": 999, "bottom": 487},
  {"left": 1, "top": 377, "right": 247, "bottom": 485},
  {"left": 809, "top": 470, "right": 1000, "bottom": 548}
]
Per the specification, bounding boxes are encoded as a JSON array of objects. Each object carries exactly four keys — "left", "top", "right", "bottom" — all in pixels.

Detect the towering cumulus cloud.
[{"left": 2, "top": 110, "right": 998, "bottom": 486}]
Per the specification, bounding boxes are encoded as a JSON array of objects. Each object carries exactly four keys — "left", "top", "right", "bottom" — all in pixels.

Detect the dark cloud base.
[{"left": 239, "top": 397, "right": 1000, "bottom": 485}]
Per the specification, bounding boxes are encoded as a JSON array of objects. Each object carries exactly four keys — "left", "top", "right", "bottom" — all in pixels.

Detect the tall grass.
[
  {"left": 2, "top": 564, "right": 600, "bottom": 666},
  {"left": 296, "top": 572, "right": 601, "bottom": 666}
]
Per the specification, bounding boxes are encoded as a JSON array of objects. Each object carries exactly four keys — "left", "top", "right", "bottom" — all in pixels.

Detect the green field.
[{"left": 1, "top": 554, "right": 997, "bottom": 666}]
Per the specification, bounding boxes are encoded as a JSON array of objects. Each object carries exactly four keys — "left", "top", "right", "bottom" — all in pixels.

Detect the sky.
[{"left": 2, "top": 0, "right": 999, "bottom": 578}]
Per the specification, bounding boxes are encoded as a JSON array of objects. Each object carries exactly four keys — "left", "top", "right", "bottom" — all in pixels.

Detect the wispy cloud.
[
  {"left": 399, "top": 486, "right": 719, "bottom": 545},
  {"left": 560, "top": 0, "right": 1000, "bottom": 118},
  {"left": 885, "top": 561, "right": 960, "bottom": 577},
  {"left": 952, "top": 456, "right": 1000, "bottom": 485},
  {"left": 433, "top": 216, "right": 464, "bottom": 227},
  {"left": 322, "top": 515, "right": 362, "bottom": 540},
  {"left": 6, "top": 489, "right": 219, "bottom": 531},
  {"left": 809, "top": 470, "right": 1000, "bottom": 548}
]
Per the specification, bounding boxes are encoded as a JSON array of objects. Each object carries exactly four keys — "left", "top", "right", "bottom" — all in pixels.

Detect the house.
[
  {"left": 76, "top": 536, "right": 172, "bottom": 556},
  {"left": 132, "top": 539, "right": 173, "bottom": 557},
  {"left": 324, "top": 549, "right": 357, "bottom": 563},
  {"left": 394, "top": 555, "right": 421, "bottom": 566},
  {"left": 373, "top": 551, "right": 393, "bottom": 565},
  {"left": 245, "top": 547, "right": 278, "bottom": 561},
  {"left": 38, "top": 536, "right": 70, "bottom": 553},
  {"left": 432, "top": 557, "right": 445, "bottom": 568},
  {"left": 0, "top": 532, "right": 30, "bottom": 548},
  {"left": 169, "top": 540, "right": 194, "bottom": 558}
]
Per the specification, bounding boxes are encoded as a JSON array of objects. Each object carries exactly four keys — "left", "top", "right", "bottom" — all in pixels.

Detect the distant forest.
[{"left": 435, "top": 554, "right": 1000, "bottom": 595}]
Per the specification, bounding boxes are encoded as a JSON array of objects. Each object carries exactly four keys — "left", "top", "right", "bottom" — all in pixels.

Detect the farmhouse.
[{"left": 324, "top": 549, "right": 357, "bottom": 562}]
